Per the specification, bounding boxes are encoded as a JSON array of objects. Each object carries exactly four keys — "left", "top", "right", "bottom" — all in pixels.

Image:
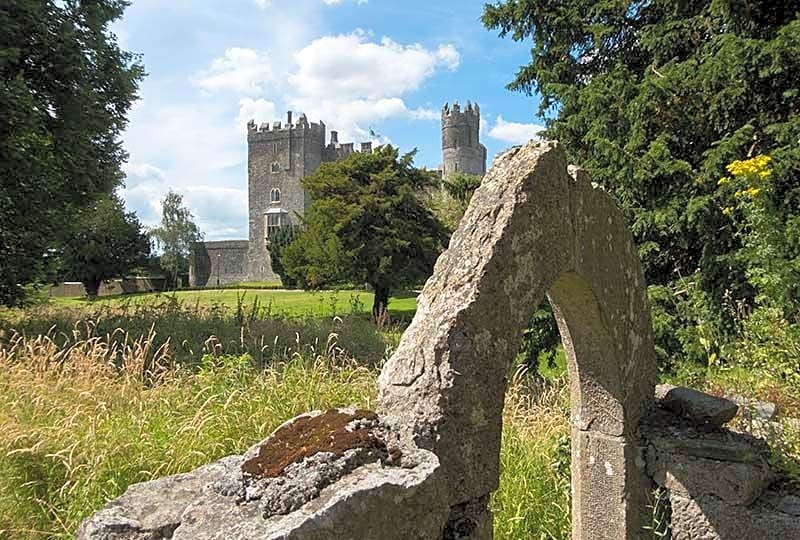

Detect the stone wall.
[
  {"left": 642, "top": 385, "right": 800, "bottom": 539},
  {"left": 190, "top": 240, "right": 250, "bottom": 287},
  {"left": 48, "top": 277, "right": 167, "bottom": 298}
]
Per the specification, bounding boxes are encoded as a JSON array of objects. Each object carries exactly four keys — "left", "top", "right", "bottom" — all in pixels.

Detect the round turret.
[{"left": 441, "top": 100, "right": 486, "bottom": 178}]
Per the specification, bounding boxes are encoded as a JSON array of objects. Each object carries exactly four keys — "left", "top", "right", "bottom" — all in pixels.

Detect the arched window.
[
  {"left": 271, "top": 162, "right": 280, "bottom": 173},
  {"left": 270, "top": 188, "right": 281, "bottom": 203}
]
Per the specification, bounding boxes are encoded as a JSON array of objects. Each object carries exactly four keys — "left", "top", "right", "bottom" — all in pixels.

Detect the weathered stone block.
[
  {"left": 77, "top": 409, "right": 448, "bottom": 540},
  {"left": 655, "top": 385, "right": 738, "bottom": 428},
  {"left": 646, "top": 448, "right": 774, "bottom": 505},
  {"left": 571, "top": 429, "right": 653, "bottom": 540},
  {"left": 669, "top": 492, "right": 800, "bottom": 540}
]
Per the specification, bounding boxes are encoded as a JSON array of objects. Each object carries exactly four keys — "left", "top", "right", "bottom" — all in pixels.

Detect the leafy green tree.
[
  {"left": 281, "top": 146, "right": 449, "bottom": 319},
  {"left": 0, "top": 0, "right": 144, "bottom": 305},
  {"left": 483, "top": 0, "right": 800, "bottom": 364},
  {"left": 58, "top": 195, "right": 150, "bottom": 298},
  {"left": 268, "top": 225, "right": 298, "bottom": 288},
  {"left": 149, "top": 191, "right": 203, "bottom": 288},
  {"left": 427, "top": 173, "right": 483, "bottom": 232},
  {"left": 443, "top": 173, "right": 482, "bottom": 206}
]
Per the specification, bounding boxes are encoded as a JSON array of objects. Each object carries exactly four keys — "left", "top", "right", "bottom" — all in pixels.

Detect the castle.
[{"left": 189, "top": 100, "right": 487, "bottom": 287}]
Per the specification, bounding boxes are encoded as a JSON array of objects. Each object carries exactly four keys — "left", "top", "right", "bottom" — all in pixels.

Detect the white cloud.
[
  {"left": 285, "top": 31, "right": 458, "bottom": 141},
  {"left": 488, "top": 116, "right": 545, "bottom": 145},
  {"left": 183, "top": 186, "right": 248, "bottom": 239},
  {"left": 194, "top": 47, "right": 273, "bottom": 95},
  {"left": 123, "top": 163, "right": 166, "bottom": 187},
  {"left": 290, "top": 31, "right": 458, "bottom": 100},
  {"left": 235, "top": 98, "right": 278, "bottom": 132},
  {"left": 323, "top": 0, "right": 368, "bottom": 5},
  {"left": 253, "top": 0, "right": 271, "bottom": 7},
  {"left": 435, "top": 44, "right": 460, "bottom": 71}
]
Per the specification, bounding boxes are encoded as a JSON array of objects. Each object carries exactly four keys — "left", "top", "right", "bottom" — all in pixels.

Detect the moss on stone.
[{"left": 241, "top": 409, "right": 385, "bottom": 479}]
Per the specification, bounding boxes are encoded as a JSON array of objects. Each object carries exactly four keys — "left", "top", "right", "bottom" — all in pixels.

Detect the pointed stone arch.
[{"left": 378, "top": 141, "right": 656, "bottom": 539}]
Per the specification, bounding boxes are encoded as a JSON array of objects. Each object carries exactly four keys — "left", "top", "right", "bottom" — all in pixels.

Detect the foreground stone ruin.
[{"left": 78, "top": 141, "right": 799, "bottom": 539}]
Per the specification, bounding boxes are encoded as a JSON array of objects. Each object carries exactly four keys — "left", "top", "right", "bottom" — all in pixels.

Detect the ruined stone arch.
[{"left": 378, "top": 141, "right": 657, "bottom": 539}]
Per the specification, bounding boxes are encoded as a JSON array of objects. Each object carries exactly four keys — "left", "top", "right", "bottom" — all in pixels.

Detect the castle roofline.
[
  {"left": 442, "top": 100, "right": 480, "bottom": 118},
  {"left": 246, "top": 111, "right": 325, "bottom": 136}
]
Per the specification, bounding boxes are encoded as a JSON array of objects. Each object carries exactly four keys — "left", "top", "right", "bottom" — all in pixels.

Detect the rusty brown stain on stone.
[{"left": 241, "top": 409, "right": 386, "bottom": 479}]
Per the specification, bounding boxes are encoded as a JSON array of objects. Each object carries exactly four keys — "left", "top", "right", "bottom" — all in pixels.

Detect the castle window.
[
  {"left": 265, "top": 209, "right": 288, "bottom": 241},
  {"left": 270, "top": 188, "right": 281, "bottom": 203},
  {"left": 266, "top": 213, "right": 282, "bottom": 239},
  {"left": 271, "top": 162, "right": 280, "bottom": 173},
  {"left": 272, "top": 142, "right": 278, "bottom": 155}
]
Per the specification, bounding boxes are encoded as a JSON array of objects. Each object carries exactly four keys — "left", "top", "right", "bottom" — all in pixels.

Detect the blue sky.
[{"left": 116, "top": 0, "right": 545, "bottom": 240}]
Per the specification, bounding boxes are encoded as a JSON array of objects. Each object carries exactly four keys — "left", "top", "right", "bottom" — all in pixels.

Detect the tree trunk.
[
  {"left": 84, "top": 278, "right": 101, "bottom": 299},
  {"left": 372, "top": 284, "right": 390, "bottom": 324}
]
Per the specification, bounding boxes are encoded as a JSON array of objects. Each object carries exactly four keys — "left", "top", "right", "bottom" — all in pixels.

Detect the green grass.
[
  {"left": 5, "top": 297, "right": 797, "bottom": 539},
  {"left": 0, "top": 352, "right": 379, "bottom": 538},
  {"left": 49, "top": 288, "right": 419, "bottom": 321},
  {"left": 0, "top": 326, "right": 571, "bottom": 539}
]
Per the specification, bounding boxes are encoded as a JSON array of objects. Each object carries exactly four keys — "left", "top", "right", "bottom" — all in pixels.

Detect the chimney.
[
  {"left": 331, "top": 130, "right": 339, "bottom": 145},
  {"left": 286, "top": 111, "right": 293, "bottom": 125}
]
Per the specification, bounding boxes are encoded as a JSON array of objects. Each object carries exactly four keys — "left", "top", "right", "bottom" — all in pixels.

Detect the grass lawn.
[{"left": 49, "top": 288, "right": 419, "bottom": 321}]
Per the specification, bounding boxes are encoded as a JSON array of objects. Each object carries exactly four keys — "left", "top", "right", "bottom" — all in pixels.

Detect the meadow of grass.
[
  {"left": 3, "top": 293, "right": 797, "bottom": 539},
  {"left": 0, "top": 302, "right": 571, "bottom": 540},
  {"left": 48, "top": 288, "right": 419, "bottom": 321}
]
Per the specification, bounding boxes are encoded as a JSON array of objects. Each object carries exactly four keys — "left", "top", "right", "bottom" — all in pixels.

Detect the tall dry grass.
[
  {"left": 0, "top": 325, "right": 377, "bottom": 539},
  {"left": 492, "top": 366, "right": 571, "bottom": 539},
  {"left": 0, "top": 314, "right": 571, "bottom": 540}
]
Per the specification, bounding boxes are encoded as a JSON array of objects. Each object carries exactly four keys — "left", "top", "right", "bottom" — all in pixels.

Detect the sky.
[{"left": 115, "top": 0, "right": 545, "bottom": 240}]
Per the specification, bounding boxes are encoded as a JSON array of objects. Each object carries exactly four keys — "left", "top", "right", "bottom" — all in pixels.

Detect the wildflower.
[
  {"left": 717, "top": 177, "right": 730, "bottom": 186},
  {"left": 746, "top": 187, "right": 760, "bottom": 198},
  {"left": 722, "top": 207, "right": 733, "bottom": 216},
  {"left": 726, "top": 155, "right": 773, "bottom": 178}
]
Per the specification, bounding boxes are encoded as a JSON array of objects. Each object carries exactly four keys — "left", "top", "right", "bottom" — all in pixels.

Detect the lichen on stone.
[{"left": 241, "top": 409, "right": 387, "bottom": 479}]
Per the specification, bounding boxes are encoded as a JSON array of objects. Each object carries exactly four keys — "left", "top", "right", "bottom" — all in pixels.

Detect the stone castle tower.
[
  {"left": 441, "top": 101, "right": 487, "bottom": 178},
  {"left": 190, "top": 102, "right": 480, "bottom": 287},
  {"left": 244, "top": 112, "right": 375, "bottom": 280},
  {"left": 245, "top": 112, "right": 322, "bottom": 279}
]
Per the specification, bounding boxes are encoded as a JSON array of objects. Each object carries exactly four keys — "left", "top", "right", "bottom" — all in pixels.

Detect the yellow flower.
[
  {"left": 746, "top": 187, "right": 760, "bottom": 198},
  {"left": 735, "top": 190, "right": 743, "bottom": 198},
  {"left": 722, "top": 207, "right": 733, "bottom": 216},
  {"left": 726, "top": 155, "right": 773, "bottom": 179},
  {"left": 717, "top": 176, "right": 730, "bottom": 186}
]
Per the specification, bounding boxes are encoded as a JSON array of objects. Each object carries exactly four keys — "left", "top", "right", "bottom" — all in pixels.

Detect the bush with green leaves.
[
  {"left": 483, "top": 0, "right": 800, "bottom": 367},
  {"left": 268, "top": 225, "right": 298, "bottom": 288}
]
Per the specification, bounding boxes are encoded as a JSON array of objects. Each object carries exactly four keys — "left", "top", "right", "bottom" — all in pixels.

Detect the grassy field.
[
  {"left": 0, "top": 300, "right": 571, "bottom": 539},
  {"left": 1, "top": 294, "right": 798, "bottom": 539},
  {"left": 48, "top": 288, "right": 419, "bottom": 321}
]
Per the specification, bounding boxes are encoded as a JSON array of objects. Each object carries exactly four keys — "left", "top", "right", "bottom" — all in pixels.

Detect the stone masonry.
[
  {"left": 190, "top": 102, "right": 488, "bottom": 287},
  {"left": 79, "top": 141, "right": 799, "bottom": 539}
]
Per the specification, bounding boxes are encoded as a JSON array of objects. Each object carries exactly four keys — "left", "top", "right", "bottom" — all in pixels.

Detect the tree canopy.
[
  {"left": 0, "top": 0, "right": 144, "bottom": 305},
  {"left": 58, "top": 195, "right": 150, "bottom": 298},
  {"left": 149, "top": 190, "right": 203, "bottom": 287},
  {"left": 281, "top": 146, "right": 449, "bottom": 319},
  {"left": 483, "top": 0, "right": 800, "bottom": 364}
]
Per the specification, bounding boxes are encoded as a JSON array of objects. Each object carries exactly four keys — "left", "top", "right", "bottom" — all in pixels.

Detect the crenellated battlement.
[
  {"left": 442, "top": 100, "right": 480, "bottom": 120},
  {"left": 246, "top": 112, "right": 326, "bottom": 142}
]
